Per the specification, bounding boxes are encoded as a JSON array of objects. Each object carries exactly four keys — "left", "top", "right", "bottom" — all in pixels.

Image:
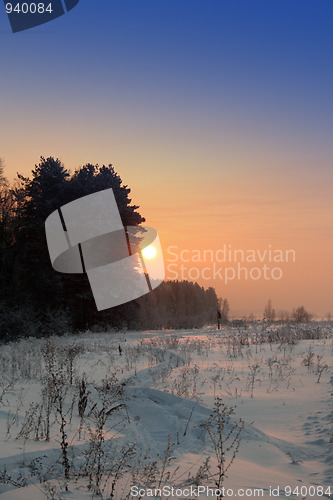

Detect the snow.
[{"left": 0, "top": 323, "right": 332, "bottom": 499}]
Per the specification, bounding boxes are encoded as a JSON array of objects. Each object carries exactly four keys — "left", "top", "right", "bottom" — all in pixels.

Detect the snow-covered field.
[{"left": 0, "top": 323, "right": 332, "bottom": 499}]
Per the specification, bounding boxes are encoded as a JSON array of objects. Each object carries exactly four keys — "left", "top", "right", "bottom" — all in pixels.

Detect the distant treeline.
[{"left": 0, "top": 157, "right": 219, "bottom": 340}]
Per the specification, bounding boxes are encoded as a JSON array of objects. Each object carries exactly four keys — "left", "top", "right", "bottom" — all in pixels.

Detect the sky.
[{"left": 0, "top": 0, "right": 332, "bottom": 317}]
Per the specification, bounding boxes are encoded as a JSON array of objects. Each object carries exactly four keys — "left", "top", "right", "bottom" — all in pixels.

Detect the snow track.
[{"left": 0, "top": 325, "right": 332, "bottom": 498}]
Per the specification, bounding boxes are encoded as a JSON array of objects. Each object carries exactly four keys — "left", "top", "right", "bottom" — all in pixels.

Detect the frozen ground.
[{"left": 0, "top": 323, "right": 332, "bottom": 499}]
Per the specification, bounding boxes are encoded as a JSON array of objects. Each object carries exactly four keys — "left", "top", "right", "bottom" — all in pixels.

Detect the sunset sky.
[{"left": 1, "top": 0, "right": 332, "bottom": 317}]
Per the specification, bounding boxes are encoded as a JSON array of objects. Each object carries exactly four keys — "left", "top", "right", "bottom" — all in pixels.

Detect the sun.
[{"left": 142, "top": 245, "right": 157, "bottom": 259}]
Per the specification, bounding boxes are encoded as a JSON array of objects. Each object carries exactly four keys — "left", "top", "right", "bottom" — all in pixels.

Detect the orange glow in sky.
[{"left": 1, "top": 1, "right": 332, "bottom": 318}]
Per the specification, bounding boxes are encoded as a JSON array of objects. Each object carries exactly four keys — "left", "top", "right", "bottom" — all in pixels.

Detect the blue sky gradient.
[{"left": 0, "top": 0, "right": 332, "bottom": 315}]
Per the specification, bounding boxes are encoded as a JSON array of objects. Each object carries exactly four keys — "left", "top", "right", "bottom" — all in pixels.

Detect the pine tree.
[
  {"left": 9, "top": 157, "right": 145, "bottom": 333},
  {"left": 0, "top": 160, "right": 15, "bottom": 301},
  {"left": 11, "top": 157, "right": 70, "bottom": 311},
  {"left": 70, "top": 163, "right": 145, "bottom": 226}
]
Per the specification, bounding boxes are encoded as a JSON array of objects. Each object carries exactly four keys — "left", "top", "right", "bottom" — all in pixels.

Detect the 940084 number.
[{"left": 5, "top": 3, "right": 53, "bottom": 14}]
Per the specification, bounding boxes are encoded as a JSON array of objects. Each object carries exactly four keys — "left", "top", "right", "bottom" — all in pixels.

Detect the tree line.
[
  {"left": 0, "top": 157, "right": 219, "bottom": 341},
  {"left": 263, "top": 299, "right": 315, "bottom": 323}
]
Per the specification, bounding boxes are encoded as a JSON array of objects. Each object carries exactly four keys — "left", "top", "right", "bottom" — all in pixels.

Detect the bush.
[{"left": 0, "top": 302, "right": 71, "bottom": 341}]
